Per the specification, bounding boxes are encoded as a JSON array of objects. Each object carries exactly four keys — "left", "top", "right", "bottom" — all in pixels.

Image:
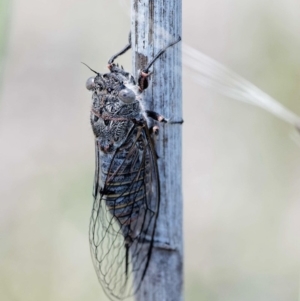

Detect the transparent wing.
[{"left": 89, "top": 123, "right": 160, "bottom": 301}]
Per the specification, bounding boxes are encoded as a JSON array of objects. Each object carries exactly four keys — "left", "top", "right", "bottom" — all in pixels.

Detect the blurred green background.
[{"left": 1, "top": 0, "right": 300, "bottom": 300}]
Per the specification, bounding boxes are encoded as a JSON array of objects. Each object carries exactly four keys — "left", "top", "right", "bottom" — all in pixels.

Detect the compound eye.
[
  {"left": 86, "top": 77, "right": 95, "bottom": 91},
  {"left": 118, "top": 88, "right": 136, "bottom": 103}
]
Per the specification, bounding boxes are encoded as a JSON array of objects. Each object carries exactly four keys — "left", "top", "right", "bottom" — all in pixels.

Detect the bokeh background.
[{"left": 1, "top": 0, "right": 300, "bottom": 300}]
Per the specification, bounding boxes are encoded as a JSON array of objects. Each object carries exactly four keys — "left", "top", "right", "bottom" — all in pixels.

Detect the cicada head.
[{"left": 83, "top": 62, "right": 106, "bottom": 92}]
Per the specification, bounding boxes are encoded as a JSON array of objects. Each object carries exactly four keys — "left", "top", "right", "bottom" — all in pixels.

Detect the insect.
[{"left": 84, "top": 34, "right": 181, "bottom": 300}]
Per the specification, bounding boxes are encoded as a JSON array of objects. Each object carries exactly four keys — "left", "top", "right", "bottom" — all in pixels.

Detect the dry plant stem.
[{"left": 131, "top": 0, "right": 183, "bottom": 300}]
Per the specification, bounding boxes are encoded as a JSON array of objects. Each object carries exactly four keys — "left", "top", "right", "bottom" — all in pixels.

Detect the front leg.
[
  {"left": 147, "top": 110, "right": 180, "bottom": 136},
  {"left": 146, "top": 110, "right": 183, "bottom": 124},
  {"left": 138, "top": 71, "right": 152, "bottom": 91},
  {"left": 146, "top": 110, "right": 167, "bottom": 123},
  {"left": 137, "top": 36, "right": 181, "bottom": 91}
]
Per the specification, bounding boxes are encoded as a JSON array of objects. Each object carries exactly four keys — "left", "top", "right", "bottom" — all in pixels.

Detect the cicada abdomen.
[{"left": 85, "top": 34, "right": 181, "bottom": 300}]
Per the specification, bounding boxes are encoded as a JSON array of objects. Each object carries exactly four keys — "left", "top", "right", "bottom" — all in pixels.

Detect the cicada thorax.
[{"left": 90, "top": 70, "right": 142, "bottom": 149}]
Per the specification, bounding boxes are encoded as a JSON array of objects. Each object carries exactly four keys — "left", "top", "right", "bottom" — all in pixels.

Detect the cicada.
[{"left": 85, "top": 34, "right": 181, "bottom": 300}]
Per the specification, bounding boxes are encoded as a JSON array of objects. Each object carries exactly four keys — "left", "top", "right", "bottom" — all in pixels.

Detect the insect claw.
[
  {"left": 169, "top": 119, "right": 184, "bottom": 124},
  {"left": 166, "top": 115, "right": 184, "bottom": 124}
]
